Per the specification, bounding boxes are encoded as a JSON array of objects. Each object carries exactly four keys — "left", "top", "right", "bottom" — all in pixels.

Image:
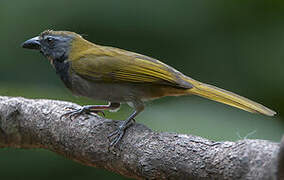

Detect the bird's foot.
[
  {"left": 108, "top": 126, "right": 126, "bottom": 147},
  {"left": 108, "top": 119, "right": 135, "bottom": 146},
  {"left": 60, "top": 106, "right": 105, "bottom": 120}
]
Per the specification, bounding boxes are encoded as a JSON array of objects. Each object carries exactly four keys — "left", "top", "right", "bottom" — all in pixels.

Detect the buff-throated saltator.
[{"left": 22, "top": 30, "right": 276, "bottom": 146}]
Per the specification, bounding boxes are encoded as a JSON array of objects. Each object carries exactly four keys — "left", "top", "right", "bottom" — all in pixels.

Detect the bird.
[{"left": 22, "top": 30, "right": 276, "bottom": 146}]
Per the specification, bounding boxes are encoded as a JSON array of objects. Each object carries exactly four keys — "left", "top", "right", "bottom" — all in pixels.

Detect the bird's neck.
[
  {"left": 68, "top": 38, "right": 96, "bottom": 60},
  {"left": 52, "top": 59, "right": 72, "bottom": 89}
]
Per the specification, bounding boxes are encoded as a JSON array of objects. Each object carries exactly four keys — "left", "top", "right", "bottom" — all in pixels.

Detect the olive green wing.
[{"left": 71, "top": 47, "right": 192, "bottom": 89}]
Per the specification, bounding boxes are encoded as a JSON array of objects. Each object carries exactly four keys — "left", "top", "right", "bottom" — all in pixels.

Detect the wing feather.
[{"left": 71, "top": 47, "right": 192, "bottom": 89}]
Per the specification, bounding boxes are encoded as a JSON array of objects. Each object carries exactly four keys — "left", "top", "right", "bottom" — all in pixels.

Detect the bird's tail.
[{"left": 183, "top": 78, "right": 276, "bottom": 116}]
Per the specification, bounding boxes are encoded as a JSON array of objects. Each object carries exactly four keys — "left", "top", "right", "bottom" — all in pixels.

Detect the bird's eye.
[{"left": 46, "top": 37, "right": 53, "bottom": 42}]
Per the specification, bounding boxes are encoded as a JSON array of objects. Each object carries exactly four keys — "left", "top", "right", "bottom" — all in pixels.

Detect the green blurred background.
[{"left": 1, "top": 0, "right": 284, "bottom": 179}]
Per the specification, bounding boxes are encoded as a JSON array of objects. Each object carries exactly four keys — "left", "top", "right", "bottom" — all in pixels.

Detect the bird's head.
[{"left": 22, "top": 30, "right": 88, "bottom": 62}]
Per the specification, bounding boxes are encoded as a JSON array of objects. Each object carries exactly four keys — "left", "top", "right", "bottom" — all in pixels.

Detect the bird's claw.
[
  {"left": 60, "top": 106, "right": 105, "bottom": 120},
  {"left": 60, "top": 108, "right": 85, "bottom": 120},
  {"left": 108, "top": 127, "right": 126, "bottom": 147},
  {"left": 107, "top": 118, "right": 135, "bottom": 147}
]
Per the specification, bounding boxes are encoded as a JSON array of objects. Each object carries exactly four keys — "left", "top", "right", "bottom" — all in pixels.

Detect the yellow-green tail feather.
[{"left": 186, "top": 79, "right": 276, "bottom": 116}]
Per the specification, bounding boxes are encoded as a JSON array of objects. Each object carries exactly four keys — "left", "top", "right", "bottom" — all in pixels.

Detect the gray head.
[{"left": 22, "top": 30, "right": 76, "bottom": 61}]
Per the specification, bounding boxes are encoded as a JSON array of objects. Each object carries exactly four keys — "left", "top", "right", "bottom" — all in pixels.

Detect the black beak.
[{"left": 21, "top": 36, "right": 41, "bottom": 50}]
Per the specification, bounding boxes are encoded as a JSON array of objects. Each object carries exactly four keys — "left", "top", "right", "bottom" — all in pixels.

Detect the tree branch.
[{"left": 0, "top": 96, "right": 282, "bottom": 179}]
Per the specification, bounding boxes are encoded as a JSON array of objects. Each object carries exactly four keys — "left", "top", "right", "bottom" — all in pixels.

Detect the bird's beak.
[{"left": 21, "top": 36, "right": 41, "bottom": 50}]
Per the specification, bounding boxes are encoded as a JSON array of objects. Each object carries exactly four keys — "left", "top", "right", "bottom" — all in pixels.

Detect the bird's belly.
[
  {"left": 70, "top": 73, "right": 144, "bottom": 102},
  {"left": 69, "top": 72, "right": 186, "bottom": 102},
  {"left": 73, "top": 82, "right": 131, "bottom": 102}
]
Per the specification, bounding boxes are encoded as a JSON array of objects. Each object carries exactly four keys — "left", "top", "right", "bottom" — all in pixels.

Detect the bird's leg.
[
  {"left": 108, "top": 101, "right": 144, "bottom": 147},
  {"left": 61, "top": 102, "right": 120, "bottom": 120}
]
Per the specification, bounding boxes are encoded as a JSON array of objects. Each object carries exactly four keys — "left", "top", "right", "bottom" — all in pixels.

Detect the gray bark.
[{"left": 0, "top": 96, "right": 282, "bottom": 180}]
